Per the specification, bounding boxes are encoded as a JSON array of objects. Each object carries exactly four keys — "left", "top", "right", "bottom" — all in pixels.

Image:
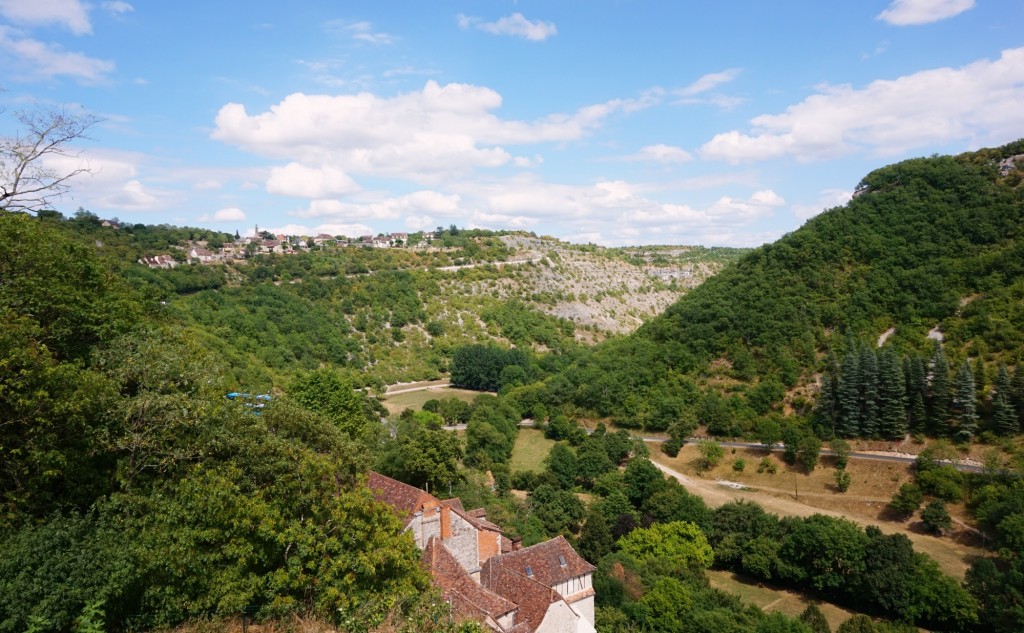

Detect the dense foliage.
[
  {"left": 523, "top": 141, "right": 1024, "bottom": 437},
  {"left": 0, "top": 212, "right": 442, "bottom": 632}
]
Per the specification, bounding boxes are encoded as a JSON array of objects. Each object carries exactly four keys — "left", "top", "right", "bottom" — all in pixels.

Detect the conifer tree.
[
  {"left": 992, "top": 363, "right": 1018, "bottom": 436},
  {"left": 905, "top": 354, "right": 927, "bottom": 435},
  {"left": 927, "top": 344, "right": 952, "bottom": 437},
  {"left": 838, "top": 346, "right": 861, "bottom": 437},
  {"left": 859, "top": 344, "right": 879, "bottom": 438},
  {"left": 816, "top": 351, "right": 841, "bottom": 436},
  {"left": 877, "top": 347, "right": 907, "bottom": 439},
  {"left": 973, "top": 356, "right": 987, "bottom": 404},
  {"left": 953, "top": 360, "right": 978, "bottom": 442},
  {"left": 1013, "top": 362, "right": 1024, "bottom": 425}
]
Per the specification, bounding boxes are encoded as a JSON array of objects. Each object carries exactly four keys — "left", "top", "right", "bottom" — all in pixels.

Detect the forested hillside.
[{"left": 520, "top": 141, "right": 1024, "bottom": 439}]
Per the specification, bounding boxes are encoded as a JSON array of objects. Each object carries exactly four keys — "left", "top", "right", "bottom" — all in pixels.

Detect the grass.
[
  {"left": 651, "top": 443, "right": 985, "bottom": 580},
  {"left": 380, "top": 386, "right": 484, "bottom": 414},
  {"left": 707, "top": 570, "right": 854, "bottom": 631},
  {"left": 510, "top": 429, "right": 556, "bottom": 473}
]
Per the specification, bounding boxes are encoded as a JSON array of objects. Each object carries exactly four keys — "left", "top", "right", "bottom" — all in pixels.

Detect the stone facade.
[{"left": 368, "top": 472, "right": 595, "bottom": 633}]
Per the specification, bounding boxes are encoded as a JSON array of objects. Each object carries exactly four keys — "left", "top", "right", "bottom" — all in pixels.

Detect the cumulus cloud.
[
  {"left": 102, "top": 1, "right": 133, "bottom": 16},
  {"left": 700, "top": 47, "right": 1024, "bottom": 163},
  {"left": 877, "top": 0, "right": 974, "bottom": 26},
  {"left": 94, "top": 179, "right": 167, "bottom": 211},
  {"left": 213, "top": 81, "right": 656, "bottom": 183},
  {"left": 266, "top": 163, "right": 361, "bottom": 198},
  {"left": 43, "top": 150, "right": 179, "bottom": 212},
  {"left": 0, "top": 25, "right": 115, "bottom": 82},
  {"left": 678, "top": 69, "right": 741, "bottom": 97},
  {"left": 293, "top": 190, "right": 464, "bottom": 222},
  {"left": 199, "top": 207, "right": 246, "bottom": 223},
  {"left": 457, "top": 13, "right": 557, "bottom": 41},
  {"left": 0, "top": 0, "right": 91, "bottom": 35},
  {"left": 622, "top": 144, "right": 693, "bottom": 163}
]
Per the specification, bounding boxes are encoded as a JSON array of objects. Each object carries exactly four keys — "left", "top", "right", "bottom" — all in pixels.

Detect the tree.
[
  {"left": 617, "top": 521, "right": 714, "bottom": 571},
  {"left": 920, "top": 500, "right": 952, "bottom": 535},
  {"left": 927, "top": 345, "right": 952, "bottom": 437},
  {"left": 877, "top": 347, "right": 907, "bottom": 439},
  {"left": 696, "top": 439, "right": 724, "bottom": 472},
  {"left": 757, "top": 417, "right": 784, "bottom": 451},
  {"left": 952, "top": 361, "right": 979, "bottom": 442},
  {"left": 905, "top": 354, "right": 927, "bottom": 435},
  {"left": 834, "top": 468, "right": 852, "bottom": 493},
  {"left": 623, "top": 458, "right": 666, "bottom": 507},
  {"left": 1, "top": 106, "right": 99, "bottom": 213},
  {"left": 858, "top": 345, "right": 879, "bottom": 438},
  {"left": 799, "top": 603, "right": 831, "bottom": 633},
  {"left": 545, "top": 443, "right": 578, "bottom": 489},
  {"left": 992, "top": 363, "right": 1018, "bottom": 436},
  {"left": 829, "top": 438, "right": 852, "bottom": 469},
  {"left": 888, "top": 483, "right": 923, "bottom": 519},
  {"left": 288, "top": 368, "right": 378, "bottom": 440}
]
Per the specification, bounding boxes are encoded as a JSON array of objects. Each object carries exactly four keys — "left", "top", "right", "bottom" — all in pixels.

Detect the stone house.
[{"left": 368, "top": 472, "right": 595, "bottom": 633}]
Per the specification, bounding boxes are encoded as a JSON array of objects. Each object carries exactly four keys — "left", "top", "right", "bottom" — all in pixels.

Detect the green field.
[
  {"left": 510, "top": 429, "right": 556, "bottom": 473},
  {"left": 381, "top": 386, "right": 485, "bottom": 414},
  {"left": 707, "top": 570, "right": 854, "bottom": 631}
]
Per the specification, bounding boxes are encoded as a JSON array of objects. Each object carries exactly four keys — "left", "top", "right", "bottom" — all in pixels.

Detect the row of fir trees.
[{"left": 816, "top": 336, "right": 1024, "bottom": 441}]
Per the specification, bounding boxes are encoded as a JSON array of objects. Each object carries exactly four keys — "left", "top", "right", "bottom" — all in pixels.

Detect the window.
[
  {"left": 558, "top": 554, "right": 567, "bottom": 567},
  {"left": 525, "top": 566, "right": 534, "bottom": 577}
]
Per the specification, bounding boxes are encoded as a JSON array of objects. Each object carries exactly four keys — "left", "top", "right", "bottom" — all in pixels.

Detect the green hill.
[{"left": 526, "top": 140, "right": 1024, "bottom": 437}]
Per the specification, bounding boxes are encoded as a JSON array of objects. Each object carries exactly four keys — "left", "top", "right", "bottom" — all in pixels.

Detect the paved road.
[{"left": 640, "top": 437, "right": 986, "bottom": 473}]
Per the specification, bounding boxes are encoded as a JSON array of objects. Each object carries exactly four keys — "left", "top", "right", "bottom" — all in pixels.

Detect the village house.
[
  {"left": 188, "top": 247, "right": 217, "bottom": 264},
  {"left": 138, "top": 254, "right": 178, "bottom": 269},
  {"left": 368, "top": 472, "right": 595, "bottom": 633}
]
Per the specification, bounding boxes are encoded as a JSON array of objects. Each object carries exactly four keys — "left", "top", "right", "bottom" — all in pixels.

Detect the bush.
[
  {"left": 834, "top": 468, "right": 852, "bottom": 493},
  {"left": 662, "top": 437, "right": 682, "bottom": 458},
  {"left": 757, "top": 457, "right": 777, "bottom": 474},
  {"left": 732, "top": 458, "right": 746, "bottom": 472},
  {"left": 889, "top": 483, "right": 923, "bottom": 519}
]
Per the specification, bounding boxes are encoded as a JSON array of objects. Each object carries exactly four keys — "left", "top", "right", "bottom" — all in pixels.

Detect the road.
[
  {"left": 381, "top": 381, "right": 985, "bottom": 473},
  {"left": 639, "top": 438, "right": 986, "bottom": 473}
]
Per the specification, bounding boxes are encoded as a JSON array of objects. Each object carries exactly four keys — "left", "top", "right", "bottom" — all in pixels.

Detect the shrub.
[{"left": 732, "top": 458, "right": 746, "bottom": 472}]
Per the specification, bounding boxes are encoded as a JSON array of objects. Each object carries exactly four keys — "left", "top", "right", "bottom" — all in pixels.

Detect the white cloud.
[
  {"left": 213, "top": 81, "right": 656, "bottom": 182},
  {"left": 326, "top": 20, "right": 393, "bottom": 45},
  {"left": 877, "top": 0, "right": 974, "bottom": 26},
  {"left": 199, "top": 207, "right": 246, "bottom": 223},
  {"left": 622, "top": 144, "right": 693, "bottom": 163},
  {"left": 194, "top": 179, "right": 222, "bottom": 190},
  {"left": 678, "top": 69, "right": 740, "bottom": 97},
  {"left": 293, "top": 190, "right": 464, "bottom": 222},
  {"left": 700, "top": 47, "right": 1024, "bottom": 163},
  {"left": 457, "top": 13, "right": 557, "bottom": 41},
  {"left": 266, "top": 162, "right": 361, "bottom": 198},
  {"left": 0, "top": 0, "right": 91, "bottom": 35},
  {"left": 102, "top": 1, "right": 133, "bottom": 16},
  {"left": 792, "top": 188, "right": 853, "bottom": 220},
  {"left": 95, "top": 179, "right": 166, "bottom": 211},
  {"left": 0, "top": 25, "right": 114, "bottom": 83},
  {"left": 315, "top": 223, "right": 375, "bottom": 237}
]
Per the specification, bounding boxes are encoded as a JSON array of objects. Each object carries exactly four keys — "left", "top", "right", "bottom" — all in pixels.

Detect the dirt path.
[{"left": 652, "top": 461, "right": 977, "bottom": 579}]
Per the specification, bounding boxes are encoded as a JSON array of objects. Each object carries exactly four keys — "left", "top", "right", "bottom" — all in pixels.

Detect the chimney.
[{"left": 512, "top": 536, "right": 523, "bottom": 552}]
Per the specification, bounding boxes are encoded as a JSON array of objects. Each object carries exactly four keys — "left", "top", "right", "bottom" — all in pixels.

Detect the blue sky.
[{"left": 1, "top": 0, "right": 1022, "bottom": 246}]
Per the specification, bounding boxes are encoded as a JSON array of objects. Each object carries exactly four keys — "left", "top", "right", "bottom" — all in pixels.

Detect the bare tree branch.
[{"left": 1, "top": 106, "right": 100, "bottom": 213}]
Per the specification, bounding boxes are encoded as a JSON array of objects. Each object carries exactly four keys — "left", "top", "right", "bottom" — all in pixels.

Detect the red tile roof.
[
  {"left": 495, "top": 536, "right": 595, "bottom": 587},
  {"left": 480, "top": 556, "right": 560, "bottom": 633},
  {"left": 367, "top": 471, "right": 437, "bottom": 523},
  {"left": 423, "top": 538, "right": 517, "bottom": 622}
]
